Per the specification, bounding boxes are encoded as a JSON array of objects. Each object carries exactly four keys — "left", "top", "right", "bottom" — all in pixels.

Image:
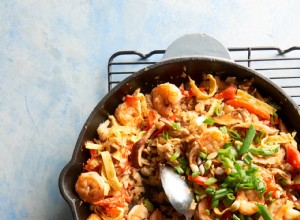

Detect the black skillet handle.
[{"left": 161, "top": 33, "right": 232, "bottom": 61}]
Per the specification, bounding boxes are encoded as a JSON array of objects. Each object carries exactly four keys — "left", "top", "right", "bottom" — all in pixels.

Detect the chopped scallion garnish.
[
  {"left": 205, "top": 177, "right": 217, "bottom": 185},
  {"left": 174, "top": 165, "right": 184, "bottom": 174},
  {"left": 232, "top": 214, "right": 240, "bottom": 220},
  {"left": 256, "top": 204, "right": 273, "bottom": 220},
  {"left": 192, "top": 171, "right": 200, "bottom": 178},
  {"left": 211, "top": 199, "right": 219, "bottom": 208},
  {"left": 220, "top": 155, "right": 234, "bottom": 168},
  {"left": 213, "top": 188, "right": 227, "bottom": 200},
  {"left": 214, "top": 105, "right": 222, "bottom": 116},
  {"left": 144, "top": 199, "right": 154, "bottom": 212},
  {"left": 163, "top": 130, "right": 169, "bottom": 140},
  {"left": 172, "top": 122, "right": 181, "bottom": 130},
  {"left": 249, "top": 146, "right": 279, "bottom": 156},
  {"left": 238, "top": 124, "right": 256, "bottom": 156},
  {"left": 170, "top": 150, "right": 180, "bottom": 162},
  {"left": 199, "top": 151, "right": 207, "bottom": 159},
  {"left": 205, "top": 209, "right": 210, "bottom": 215},
  {"left": 228, "top": 129, "right": 242, "bottom": 140},
  {"left": 203, "top": 118, "right": 215, "bottom": 125},
  {"left": 254, "top": 130, "right": 265, "bottom": 144},
  {"left": 220, "top": 126, "right": 227, "bottom": 134}
]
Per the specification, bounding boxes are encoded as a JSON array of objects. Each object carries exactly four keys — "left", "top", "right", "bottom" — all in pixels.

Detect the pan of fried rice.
[{"left": 59, "top": 34, "right": 300, "bottom": 220}]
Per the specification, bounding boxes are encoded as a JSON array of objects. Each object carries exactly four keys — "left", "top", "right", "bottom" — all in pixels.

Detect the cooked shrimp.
[
  {"left": 194, "top": 197, "right": 215, "bottom": 220},
  {"left": 127, "top": 204, "right": 149, "bottom": 220},
  {"left": 267, "top": 198, "right": 300, "bottom": 220},
  {"left": 199, "top": 127, "right": 230, "bottom": 154},
  {"left": 87, "top": 213, "right": 101, "bottom": 220},
  {"left": 152, "top": 83, "right": 182, "bottom": 117},
  {"left": 75, "top": 171, "right": 106, "bottom": 203},
  {"left": 236, "top": 190, "right": 264, "bottom": 215},
  {"left": 115, "top": 92, "right": 144, "bottom": 127}
]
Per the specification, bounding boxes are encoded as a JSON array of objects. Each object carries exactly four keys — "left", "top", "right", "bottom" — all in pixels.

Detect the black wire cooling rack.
[{"left": 108, "top": 47, "right": 300, "bottom": 106}]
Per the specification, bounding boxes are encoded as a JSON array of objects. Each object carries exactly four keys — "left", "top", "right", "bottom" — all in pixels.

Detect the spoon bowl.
[{"left": 160, "top": 165, "right": 196, "bottom": 220}]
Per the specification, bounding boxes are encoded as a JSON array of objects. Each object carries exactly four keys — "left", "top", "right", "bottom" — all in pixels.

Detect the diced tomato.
[
  {"left": 226, "top": 98, "right": 270, "bottom": 120},
  {"left": 124, "top": 95, "right": 138, "bottom": 103},
  {"left": 122, "top": 187, "right": 133, "bottom": 203},
  {"left": 120, "top": 144, "right": 133, "bottom": 173},
  {"left": 215, "top": 85, "right": 237, "bottom": 100},
  {"left": 285, "top": 143, "right": 300, "bottom": 169},
  {"left": 187, "top": 175, "right": 218, "bottom": 188},
  {"left": 84, "top": 158, "right": 101, "bottom": 172},
  {"left": 146, "top": 110, "right": 155, "bottom": 131},
  {"left": 152, "top": 125, "right": 168, "bottom": 138},
  {"left": 90, "top": 149, "right": 98, "bottom": 158},
  {"left": 102, "top": 207, "right": 122, "bottom": 217},
  {"left": 263, "top": 175, "right": 278, "bottom": 198},
  {"left": 93, "top": 196, "right": 125, "bottom": 207},
  {"left": 168, "top": 109, "right": 179, "bottom": 121}
]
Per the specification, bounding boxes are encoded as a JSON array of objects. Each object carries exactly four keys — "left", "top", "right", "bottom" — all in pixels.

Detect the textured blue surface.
[{"left": 1, "top": 1, "right": 300, "bottom": 219}]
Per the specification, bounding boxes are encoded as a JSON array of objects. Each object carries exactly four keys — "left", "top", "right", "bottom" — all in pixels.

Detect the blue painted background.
[{"left": 1, "top": 0, "right": 300, "bottom": 219}]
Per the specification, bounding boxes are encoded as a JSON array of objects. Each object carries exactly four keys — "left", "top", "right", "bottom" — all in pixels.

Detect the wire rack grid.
[{"left": 108, "top": 47, "right": 300, "bottom": 106}]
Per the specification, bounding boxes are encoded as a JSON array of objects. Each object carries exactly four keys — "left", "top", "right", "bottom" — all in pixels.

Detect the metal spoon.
[{"left": 160, "top": 165, "right": 196, "bottom": 220}]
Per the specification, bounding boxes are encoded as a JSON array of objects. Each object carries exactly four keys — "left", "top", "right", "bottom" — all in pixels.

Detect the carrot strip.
[{"left": 226, "top": 99, "right": 270, "bottom": 120}]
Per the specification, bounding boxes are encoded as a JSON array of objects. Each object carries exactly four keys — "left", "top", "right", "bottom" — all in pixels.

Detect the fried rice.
[{"left": 75, "top": 71, "right": 300, "bottom": 220}]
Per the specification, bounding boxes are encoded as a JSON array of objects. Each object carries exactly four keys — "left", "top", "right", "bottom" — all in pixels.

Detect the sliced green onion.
[
  {"left": 192, "top": 171, "right": 200, "bottom": 178},
  {"left": 214, "top": 105, "right": 222, "bottom": 116},
  {"left": 218, "top": 147, "right": 232, "bottom": 157},
  {"left": 204, "top": 160, "right": 212, "bottom": 170},
  {"left": 205, "top": 186, "right": 216, "bottom": 195},
  {"left": 199, "top": 151, "right": 207, "bottom": 159},
  {"left": 270, "top": 102, "right": 281, "bottom": 110},
  {"left": 220, "top": 155, "right": 234, "bottom": 168},
  {"left": 170, "top": 150, "right": 180, "bottom": 162},
  {"left": 223, "top": 142, "right": 233, "bottom": 149},
  {"left": 205, "top": 177, "right": 217, "bottom": 185},
  {"left": 220, "top": 126, "right": 227, "bottom": 134},
  {"left": 243, "top": 152, "right": 253, "bottom": 165},
  {"left": 223, "top": 193, "right": 235, "bottom": 205},
  {"left": 163, "top": 130, "right": 169, "bottom": 140},
  {"left": 178, "top": 157, "right": 188, "bottom": 170},
  {"left": 238, "top": 124, "right": 256, "bottom": 156},
  {"left": 278, "top": 177, "right": 288, "bottom": 186},
  {"left": 270, "top": 112, "right": 278, "bottom": 125},
  {"left": 234, "top": 162, "right": 246, "bottom": 178},
  {"left": 205, "top": 209, "right": 210, "bottom": 215},
  {"left": 174, "top": 165, "right": 184, "bottom": 174},
  {"left": 144, "top": 199, "right": 154, "bottom": 212},
  {"left": 249, "top": 146, "right": 279, "bottom": 156},
  {"left": 172, "top": 122, "right": 181, "bottom": 130},
  {"left": 185, "top": 166, "right": 191, "bottom": 175},
  {"left": 195, "top": 194, "right": 200, "bottom": 202},
  {"left": 232, "top": 214, "right": 240, "bottom": 220},
  {"left": 254, "top": 130, "right": 265, "bottom": 144},
  {"left": 213, "top": 188, "right": 227, "bottom": 200},
  {"left": 207, "top": 152, "right": 218, "bottom": 160},
  {"left": 256, "top": 204, "right": 273, "bottom": 220},
  {"left": 203, "top": 118, "right": 215, "bottom": 125},
  {"left": 211, "top": 199, "right": 219, "bottom": 208},
  {"left": 264, "top": 191, "right": 273, "bottom": 201},
  {"left": 228, "top": 129, "right": 242, "bottom": 140}
]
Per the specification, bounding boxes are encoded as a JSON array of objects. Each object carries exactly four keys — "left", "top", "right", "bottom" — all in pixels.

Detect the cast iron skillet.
[{"left": 59, "top": 34, "right": 300, "bottom": 219}]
